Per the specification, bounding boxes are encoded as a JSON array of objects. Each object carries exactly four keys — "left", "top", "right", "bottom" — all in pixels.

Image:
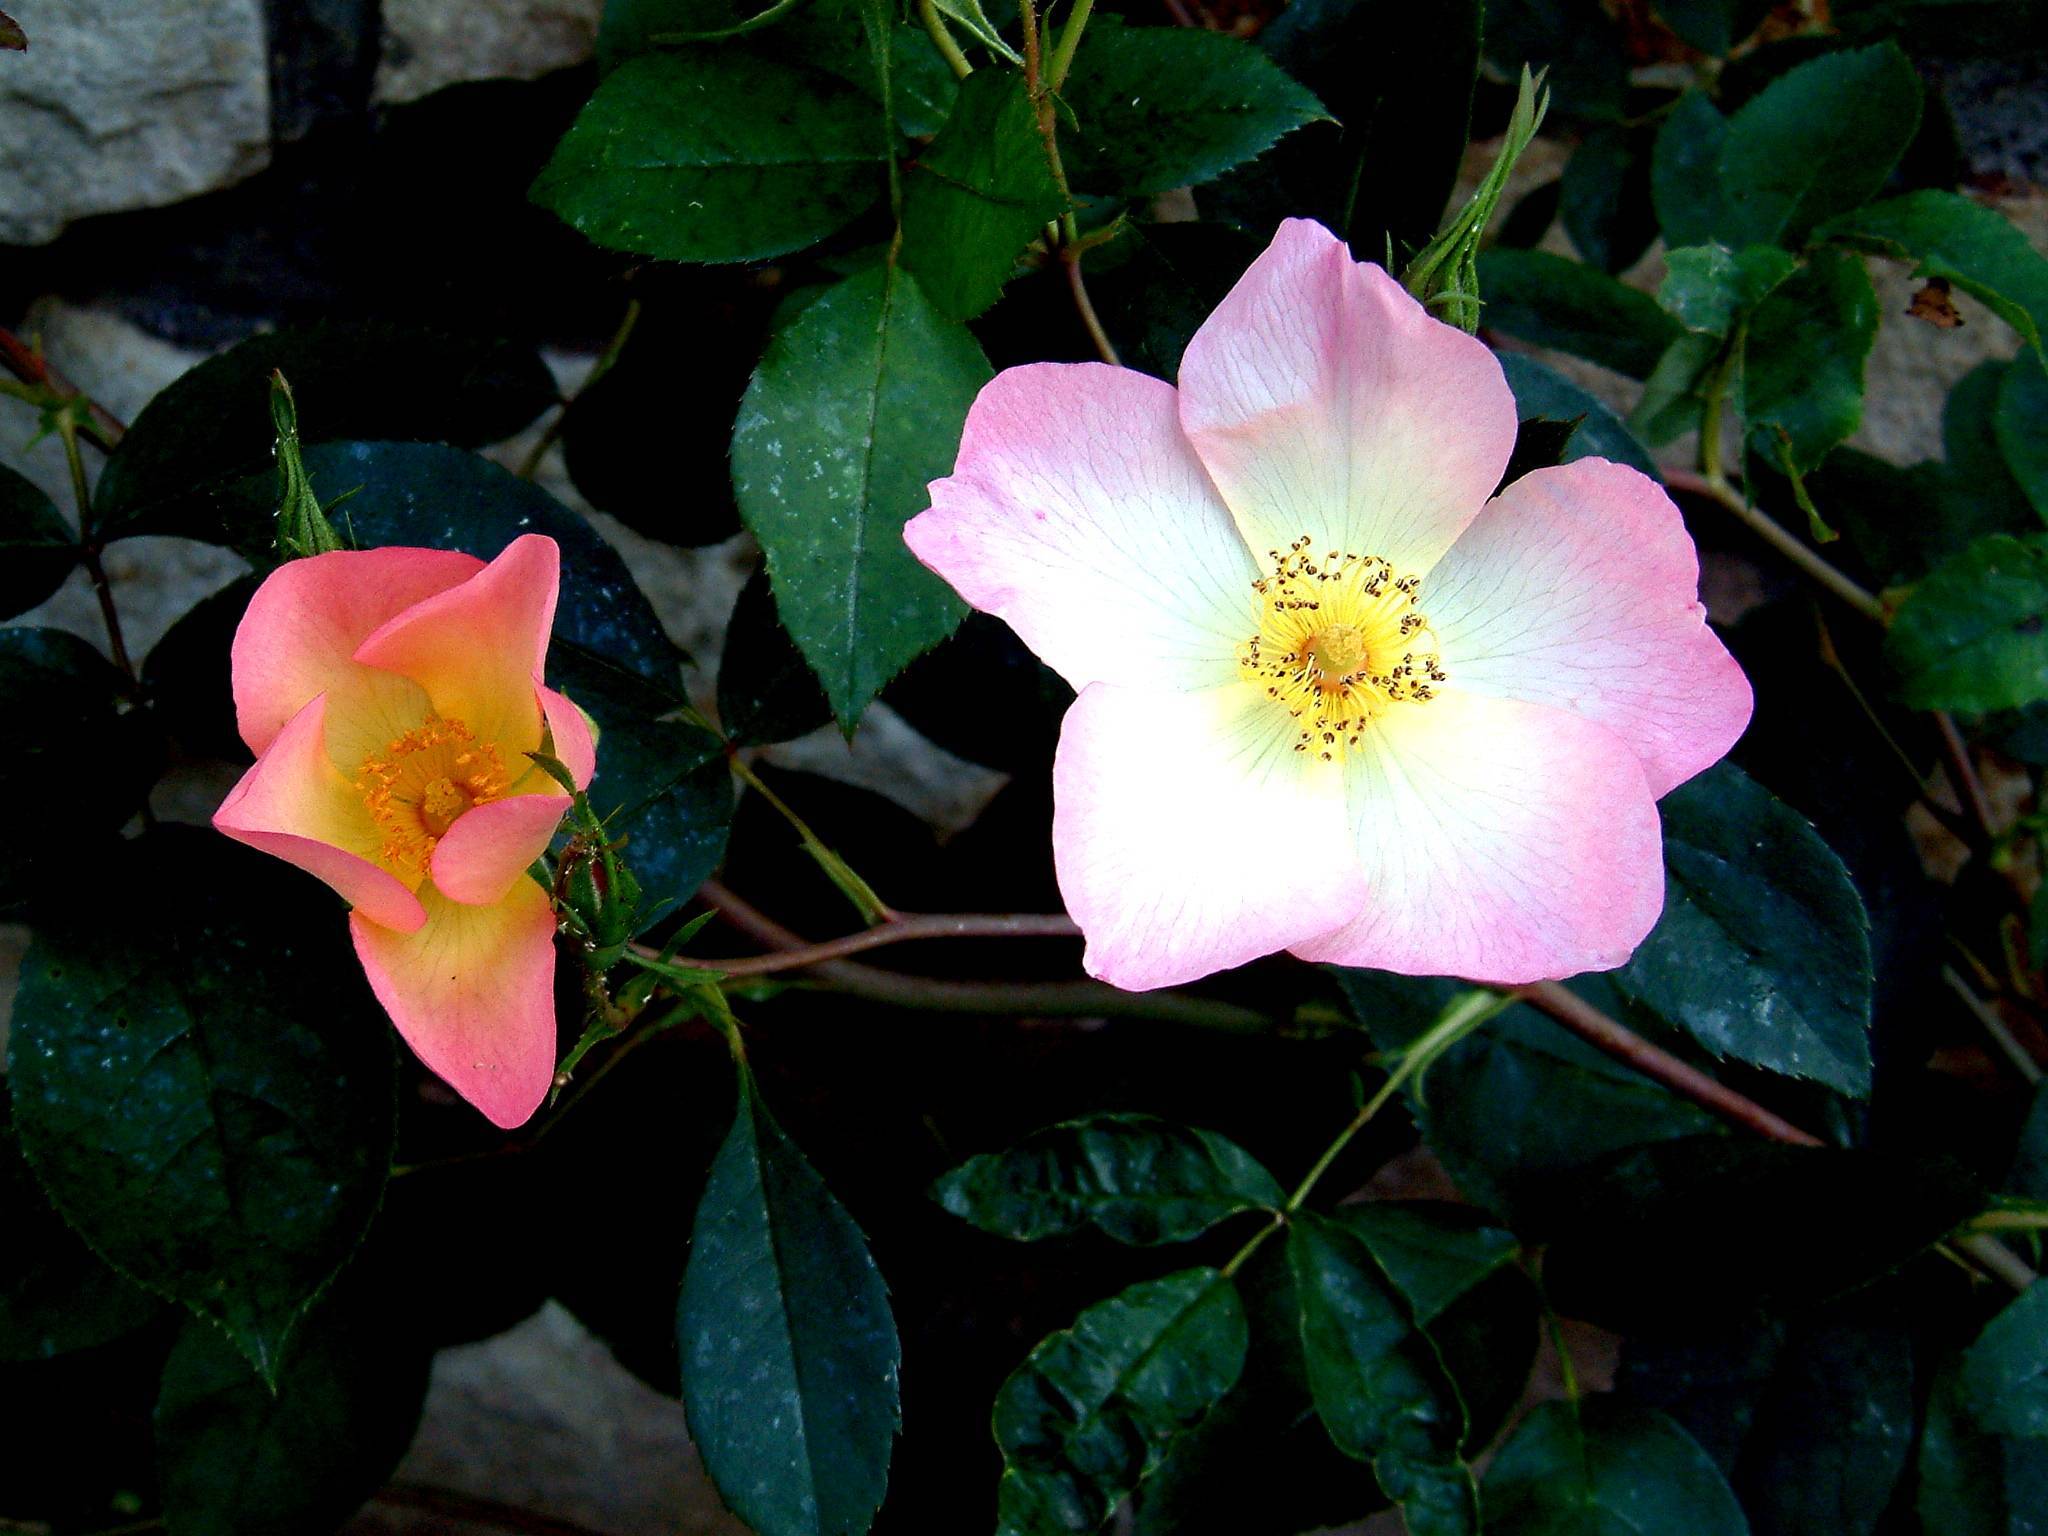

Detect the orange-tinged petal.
[
  {"left": 353, "top": 534, "right": 559, "bottom": 764},
  {"left": 232, "top": 547, "right": 483, "bottom": 757},
  {"left": 213, "top": 694, "right": 427, "bottom": 933},
  {"left": 540, "top": 684, "right": 595, "bottom": 790},
  {"left": 431, "top": 793, "right": 573, "bottom": 906},
  {"left": 350, "top": 876, "right": 559, "bottom": 1129}
]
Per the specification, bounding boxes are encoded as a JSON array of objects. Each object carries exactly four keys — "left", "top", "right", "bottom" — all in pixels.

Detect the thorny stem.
[
  {"left": 516, "top": 299, "right": 642, "bottom": 480},
  {"left": 1662, "top": 466, "right": 1887, "bottom": 625},
  {"left": 1016, "top": 0, "right": 1120, "bottom": 365},
  {"left": 683, "top": 909, "right": 1082, "bottom": 976},
  {"left": 917, "top": 0, "right": 974, "bottom": 77},
  {"left": 0, "top": 325, "right": 124, "bottom": 449}
]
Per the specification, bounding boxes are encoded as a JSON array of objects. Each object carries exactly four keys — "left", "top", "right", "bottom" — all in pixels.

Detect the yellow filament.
[{"left": 356, "top": 716, "right": 509, "bottom": 874}]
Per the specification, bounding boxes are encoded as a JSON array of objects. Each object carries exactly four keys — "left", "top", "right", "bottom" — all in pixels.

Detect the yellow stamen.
[
  {"left": 1236, "top": 536, "right": 1447, "bottom": 763},
  {"left": 356, "top": 716, "right": 509, "bottom": 874}
]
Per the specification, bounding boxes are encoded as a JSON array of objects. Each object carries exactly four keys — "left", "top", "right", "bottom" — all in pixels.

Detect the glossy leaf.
[
  {"left": 1559, "top": 123, "right": 1657, "bottom": 275},
  {"left": 928, "top": 0, "right": 1020, "bottom": 62},
  {"left": 1921, "top": 1356, "right": 2048, "bottom": 1536},
  {"left": 1886, "top": 533, "right": 2048, "bottom": 713},
  {"left": 94, "top": 322, "right": 554, "bottom": 538},
  {"left": 1821, "top": 189, "right": 2048, "bottom": 357},
  {"left": 0, "top": 465, "right": 75, "bottom": 621},
  {"left": 994, "top": 1267, "right": 1246, "bottom": 1536},
  {"left": 1659, "top": 242, "right": 1798, "bottom": 335},
  {"left": 901, "top": 70, "right": 1064, "bottom": 321},
  {"left": 1481, "top": 0, "right": 1628, "bottom": 120},
  {"left": 154, "top": 1292, "right": 430, "bottom": 1536},
  {"left": 7, "top": 832, "right": 396, "bottom": 1384},
  {"left": 1289, "top": 1214, "right": 1476, "bottom": 1535},
  {"left": 531, "top": 49, "right": 888, "bottom": 263},
  {"left": 1330, "top": 1202, "right": 1518, "bottom": 1326},
  {"left": 1060, "top": 20, "right": 1329, "bottom": 199},
  {"left": 1964, "top": 1281, "right": 2048, "bottom": 1438},
  {"left": 932, "top": 1113, "right": 1282, "bottom": 1246},
  {"left": 1744, "top": 248, "right": 1879, "bottom": 477},
  {"left": 731, "top": 262, "right": 990, "bottom": 729},
  {"left": 1495, "top": 353, "right": 1659, "bottom": 477},
  {"left": 1653, "top": 90, "right": 1735, "bottom": 251},
  {"left": 1473, "top": 248, "right": 1681, "bottom": 378},
  {"left": 678, "top": 1062, "right": 900, "bottom": 1536},
  {"left": 1715, "top": 43, "right": 1923, "bottom": 248},
  {"left": 1997, "top": 352, "right": 2048, "bottom": 521},
  {"left": 1613, "top": 761, "right": 1874, "bottom": 1098},
  {"left": 1483, "top": 1398, "right": 1747, "bottom": 1536}
]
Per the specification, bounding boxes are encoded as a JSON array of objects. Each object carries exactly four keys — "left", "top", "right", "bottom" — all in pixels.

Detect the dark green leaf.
[
  {"left": 717, "top": 565, "right": 834, "bottom": 746},
  {"left": 1716, "top": 43, "right": 1923, "bottom": 248},
  {"left": 1653, "top": 90, "right": 1735, "bottom": 251},
  {"left": 1540, "top": 1137, "right": 1985, "bottom": 1329},
  {"left": 1087, "top": 222, "right": 1259, "bottom": 382},
  {"left": 1998, "top": 352, "right": 2048, "bottom": 521},
  {"left": 154, "top": 1290, "right": 429, "bottom": 1536},
  {"left": 1658, "top": 242, "right": 1798, "bottom": 335},
  {"left": 0, "top": 1089, "right": 160, "bottom": 1362},
  {"left": 1921, "top": 1355, "right": 2048, "bottom": 1536},
  {"left": 1483, "top": 1398, "right": 1747, "bottom": 1536},
  {"left": 1820, "top": 190, "right": 2048, "bottom": 357},
  {"left": 1061, "top": 20, "right": 1329, "bottom": 199},
  {"left": 1329, "top": 1203, "right": 1518, "bottom": 1325},
  {"left": 94, "top": 322, "right": 555, "bottom": 538},
  {"left": 7, "top": 832, "right": 397, "bottom": 1384},
  {"left": 0, "top": 465, "right": 75, "bottom": 620},
  {"left": 1481, "top": 0, "right": 1628, "bottom": 120},
  {"left": 1743, "top": 248, "right": 1879, "bottom": 478},
  {"left": 931, "top": 1113, "right": 1281, "bottom": 1245},
  {"left": 900, "top": 70, "right": 1064, "bottom": 321},
  {"left": 1886, "top": 533, "right": 2048, "bottom": 713},
  {"left": 1657, "top": 0, "right": 1774, "bottom": 54},
  {"left": 1289, "top": 1214, "right": 1476, "bottom": 1535},
  {"left": 1475, "top": 248, "right": 1682, "bottom": 378},
  {"left": 1964, "top": 1281, "right": 2048, "bottom": 1438},
  {"left": 993, "top": 1267, "right": 1246, "bottom": 1536},
  {"left": 678, "top": 1061, "right": 900, "bottom": 1536},
  {"left": 1495, "top": 353, "right": 1659, "bottom": 477},
  {"left": 1424, "top": 1265, "right": 1541, "bottom": 1456},
  {"left": 731, "top": 262, "right": 990, "bottom": 729},
  {"left": 2010, "top": 1083, "right": 2048, "bottom": 1200},
  {"left": 531, "top": 49, "right": 888, "bottom": 263},
  {"left": 547, "top": 644, "right": 732, "bottom": 925},
  {"left": 1613, "top": 761, "right": 1874, "bottom": 1098},
  {"left": 143, "top": 576, "right": 257, "bottom": 763},
  {"left": 1559, "top": 123, "right": 1657, "bottom": 275}
]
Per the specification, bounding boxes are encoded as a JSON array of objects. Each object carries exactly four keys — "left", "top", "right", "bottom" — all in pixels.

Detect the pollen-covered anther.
[
  {"left": 356, "top": 715, "right": 511, "bottom": 874},
  {"left": 1235, "top": 537, "right": 1446, "bottom": 761}
]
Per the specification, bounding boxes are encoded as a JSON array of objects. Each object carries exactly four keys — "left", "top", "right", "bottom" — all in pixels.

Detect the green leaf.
[
  {"left": 1653, "top": 90, "right": 1735, "bottom": 251},
  {"left": 678, "top": 1061, "right": 900, "bottom": 1536},
  {"left": 900, "top": 70, "right": 1064, "bottom": 321},
  {"left": 1715, "top": 43, "right": 1923, "bottom": 248},
  {"left": 1483, "top": 1398, "right": 1747, "bottom": 1536},
  {"left": 0, "top": 464, "right": 76, "bottom": 620},
  {"left": 1424, "top": 1264, "right": 1541, "bottom": 1456},
  {"left": 732, "top": 262, "right": 991, "bottom": 729},
  {"left": 1886, "top": 532, "right": 2048, "bottom": 713},
  {"left": 7, "top": 831, "right": 397, "bottom": 1384},
  {"left": 0, "top": 1089, "right": 160, "bottom": 1362},
  {"left": 1612, "top": 761, "right": 1873, "bottom": 1098},
  {"left": 716, "top": 566, "right": 833, "bottom": 746},
  {"left": 931, "top": 1113, "right": 1282, "bottom": 1245},
  {"left": 1289, "top": 1214, "right": 1476, "bottom": 1535},
  {"left": 994, "top": 1267, "right": 1247, "bottom": 1536},
  {"left": 1743, "top": 247, "right": 1879, "bottom": 477},
  {"left": 1820, "top": 190, "right": 2048, "bottom": 357},
  {"left": 1060, "top": 20, "right": 1329, "bottom": 199},
  {"left": 1328, "top": 1203, "right": 1518, "bottom": 1326},
  {"left": 1659, "top": 242, "right": 1798, "bottom": 335},
  {"left": 93, "top": 322, "right": 554, "bottom": 537},
  {"left": 154, "top": 1291, "right": 430, "bottom": 1536},
  {"left": 546, "top": 644, "right": 733, "bottom": 926},
  {"left": 1921, "top": 1355, "right": 2048, "bottom": 1536},
  {"left": 530, "top": 48, "right": 888, "bottom": 264},
  {"left": 1998, "top": 352, "right": 2048, "bottom": 521},
  {"left": 1657, "top": 0, "right": 1774, "bottom": 54},
  {"left": 927, "top": 0, "right": 1020, "bottom": 61},
  {"left": 2010, "top": 1082, "right": 2048, "bottom": 1200},
  {"left": 1481, "top": 0, "right": 1628, "bottom": 120},
  {"left": 1964, "top": 1281, "right": 2048, "bottom": 1438},
  {"left": 1559, "top": 123, "right": 1657, "bottom": 275},
  {"left": 1495, "top": 353, "right": 1658, "bottom": 477},
  {"left": 1474, "top": 248, "right": 1682, "bottom": 378}
]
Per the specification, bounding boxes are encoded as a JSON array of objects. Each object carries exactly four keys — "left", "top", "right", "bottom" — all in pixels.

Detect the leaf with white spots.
[{"left": 678, "top": 1061, "right": 901, "bottom": 1536}]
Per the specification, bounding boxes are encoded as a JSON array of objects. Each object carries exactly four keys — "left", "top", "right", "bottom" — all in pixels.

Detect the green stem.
[
  {"left": 517, "top": 299, "right": 642, "bottom": 480},
  {"left": 1046, "top": 0, "right": 1094, "bottom": 92},
  {"left": 917, "top": 0, "right": 974, "bottom": 78},
  {"left": 729, "top": 753, "right": 897, "bottom": 924},
  {"left": 1220, "top": 1214, "right": 1284, "bottom": 1278},
  {"left": 1662, "top": 467, "right": 1886, "bottom": 624}
]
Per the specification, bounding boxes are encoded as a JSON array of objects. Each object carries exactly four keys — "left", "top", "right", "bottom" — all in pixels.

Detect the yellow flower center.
[
  {"left": 1237, "top": 536, "right": 1446, "bottom": 762},
  {"left": 356, "top": 715, "right": 510, "bottom": 875}
]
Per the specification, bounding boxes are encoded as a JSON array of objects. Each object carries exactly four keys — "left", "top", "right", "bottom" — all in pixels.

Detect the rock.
[
  {"left": 375, "top": 0, "right": 604, "bottom": 105},
  {"left": 0, "top": 0, "right": 271, "bottom": 246}
]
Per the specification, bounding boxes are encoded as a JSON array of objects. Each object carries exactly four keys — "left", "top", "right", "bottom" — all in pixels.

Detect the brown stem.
[
  {"left": 688, "top": 908, "right": 1080, "bottom": 976},
  {"left": 1063, "top": 251, "right": 1122, "bottom": 366},
  {"left": 1662, "top": 466, "right": 1886, "bottom": 625},
  {"left": 1934, "top": 710, "right": 1999, "bottom": 840},
  {"left": 0, "top": 326, "right": 125, "bottom": 449}
]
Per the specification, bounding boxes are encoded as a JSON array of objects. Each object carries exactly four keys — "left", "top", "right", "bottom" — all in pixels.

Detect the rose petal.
[
  {"left": 354, "top": 534, "right": 560, "bottom": 762},
  {"left": 1052, "top": 680, "right": 1367, "bottom": 990},
  {"left": 213, "top": 693, "right": 427, "bottom": 933},
  {"left": 232, "top": 547, "right": 482, "bottom": 758},
  {"left": 350, "top": 876, "right": 559, "bottom": 1129},
  {"left": 908, "top": 363, "right": 1259, "bottom": 692},
  {"left": 1177, "top": 219, "right": 1518, "bottom": 577},
  {"left": 430, "top": 793, "right": 573, "bottom": 907},
  {"left": 1292, "top": 691, "right": 1664, "bottom": 983},
  {"left": 1421, "top": 460, "right": 1753, "bottom": 797},
  {"left": 539, "top": 684, "right": 596, "bottom": 790}
]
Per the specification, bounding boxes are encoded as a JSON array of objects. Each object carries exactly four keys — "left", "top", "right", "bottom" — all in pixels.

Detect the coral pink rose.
[
  {"left": 214, "top": 534, "right": 593, "bottom": 1127},
  {"left": 905, "top": 219, "right": 1752, "bottom": 990}
]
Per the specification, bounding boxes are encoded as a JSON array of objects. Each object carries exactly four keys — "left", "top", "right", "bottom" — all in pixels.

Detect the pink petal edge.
[{"left": 430, "top": 793, "right": 574, "bottom": 907}]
